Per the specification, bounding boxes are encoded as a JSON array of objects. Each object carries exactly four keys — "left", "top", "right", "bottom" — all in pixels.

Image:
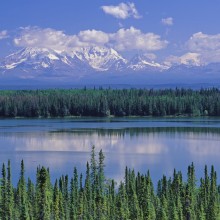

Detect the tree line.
[
  {"left": 0, "top": 88, "right": 220, "bottom": 117},
  {"left": 0, "top": 146, "right": 220, "bottom": 219}
]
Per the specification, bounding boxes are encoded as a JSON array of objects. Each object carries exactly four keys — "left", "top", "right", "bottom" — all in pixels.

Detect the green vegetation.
[
  {"left": 0, "top": 147, "right": 220, "bottom": 219},
  {"left": 0, "top": 88, "right": 220, "bottom": 117}
]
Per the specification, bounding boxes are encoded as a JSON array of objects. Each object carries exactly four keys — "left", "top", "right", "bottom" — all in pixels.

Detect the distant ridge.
[{"left": 0, "top": 46, "right": 220, "bottom": 86}]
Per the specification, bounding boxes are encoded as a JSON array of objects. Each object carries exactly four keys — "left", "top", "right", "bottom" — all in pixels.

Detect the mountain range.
[{"left": 0, "top": 46, "right": 220, "bottom": 87}]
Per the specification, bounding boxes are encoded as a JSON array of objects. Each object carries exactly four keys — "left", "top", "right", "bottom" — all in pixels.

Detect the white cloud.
[
  {"left": 109, "top": 27, "right": 168, "bottom": 51},
  {"left": 186, "top": 32, "right": 220, "bottom": 64},
  {"left": 0, "top": 30, "right": 8, "bottom": 40},
  {"left": 78, "top": 29, "right": 109, "bottom": 45},
  {"left": 14, "top": 27, "right": 109, "bottom": 52},
  {"left": 14, "top": 27, "right": 79, "bottom": 52},
  {"left": 165, "top": 53, "right": 201, "bottom": 66},
  {"left": 101, "top": 2, "right": 141, "bottom": 19},
  {"left": 14, "top": 26, "right": 168, "bottom": 53},
  {"left": 187, "top": 32, "right": 220, "bottom": 52},
  {"left": 161, "top": 17, "right": 173, "bottom": 26},
  {"left": 165, "top": 32, "right": 220, "bottom": 66}
]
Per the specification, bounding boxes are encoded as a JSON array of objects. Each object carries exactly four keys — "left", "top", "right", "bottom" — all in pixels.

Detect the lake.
[{"left": 1, "top": 117, "right": 220, "bottom": 185}]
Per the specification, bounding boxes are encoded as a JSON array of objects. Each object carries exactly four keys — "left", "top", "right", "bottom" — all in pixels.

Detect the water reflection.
[{"left": 0, "top": 120, "right": 220, "bottom": 184}]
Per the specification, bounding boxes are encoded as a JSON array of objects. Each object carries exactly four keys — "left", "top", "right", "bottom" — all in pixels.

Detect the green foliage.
[
  {"left": 1, "top": 88, "right": 220, "bottom": 117},
  {"left": 16, "top": 160, "right": 29, "bottom": 220},
  {"left": 36, "top": 166, "right": 52, "bottom": 220},
  {"left": 0, "top": 147, "right": 220, "bottom": 219}
]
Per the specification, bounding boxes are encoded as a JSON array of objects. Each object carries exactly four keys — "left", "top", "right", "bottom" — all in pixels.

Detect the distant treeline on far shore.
[{"left": 0, "top": 87, "right": 220, "bottom": 117}]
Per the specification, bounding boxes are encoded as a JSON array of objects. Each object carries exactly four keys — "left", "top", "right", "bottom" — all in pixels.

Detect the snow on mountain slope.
[
  {"left": 2, "top": 46, "right": 218, "bottom": 81},
  {"left": 0, "top": 47, "right": 68, "bottom": 70},
  {"left": 128, "top": 54, "right": 168, "bottom": 71},
  {"left": 71, "top": 46, "right": 127, "bottom": 71},
  {"left": 0, "top": 46, "right": 129, "bottom": 76},
  {"left": 0, "top": 47, "right": 94, "bottom": 77}
]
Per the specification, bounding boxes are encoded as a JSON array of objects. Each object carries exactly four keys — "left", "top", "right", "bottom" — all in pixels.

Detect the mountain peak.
[
  {"left": 2, "top": 46, "right": 215, "bottom": 80},
  {"left": 71, "top": 46, "right": 127, "bottom": 71},
  {"left": 0, "top": 47, "right": 64, "bottom": 71},
  {"left": 128, "top": 54, "right": 168, "bottom": 71}
]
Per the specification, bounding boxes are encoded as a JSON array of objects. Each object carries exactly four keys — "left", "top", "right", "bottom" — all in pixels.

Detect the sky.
[{"left": 1, "top": 0, "right": 220, "bottom": 65}]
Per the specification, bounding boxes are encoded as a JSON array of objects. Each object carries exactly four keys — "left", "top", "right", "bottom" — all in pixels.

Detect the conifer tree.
[
  {"left": 0, "top": 163, "right": 7, "bottom": 219},
  {"left": 127, "top": 170, "right": 142, "bottom": 219},
  {"left": 70, "top": 167, "right": 78, "bottom": 220},
  {"left": 36, "top": 166, "right": 52, "bottom": 220},
  {"left": 98, "top": 149, "right": 105, "bottom": 196},
  {"left": 53, "top": 179, "right": 60, "bottom": 220},
  {"left": 157, "top": 195, "right": 168, "bottom": 220},
  {"left": 198, "top": 203, "right": 206, "bottom": 220},
  {"left": 90, "top": 145, "right": 97, "bottom": 188},
  {"left": 185, "top": 163, "right": 197, "bottom": 220},
  {"left": 170, "top": 201, "right": 179, "bottom": 220},
  {"left": 27, "top": 178, "right": 35, "bottom": 220},
  {"left": 115, "top": 182, "right": 130, "bottom": 219},
  {"left": 84, "top": 162, "right": 93, "bottom": 219},
  {"left": 0, "top": 152, "right": 220, "bottom": 219},
  {"left": 6, "top": 160, "right": 14, "bottom": 219},
  {"left": 208, "top": 166, "right": 219, "bottom": 220},
  {"left": 90, "top": 145, "right": 98, "bottom": 219},
  {"left": 62, "top": 175, "right": 69, "bottom": 219},
  {"left": 107, "top": 179, "right": 116, "bottom": 219},
  {"left": 204, "top": 165, "right": 210, "bottom": 217},
  {"left": 17, "top": 160, "right": 29, "bottom": 220}
]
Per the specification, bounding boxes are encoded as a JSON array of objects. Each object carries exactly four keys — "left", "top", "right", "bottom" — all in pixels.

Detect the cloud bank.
[
  {"left": 14, "top": 26, "right": 168, "bottom": 53},
  {"left": 186, "top": 32, "right": 220, "bottom": 64},
  {"left": 165, "top": 53, "right": 201, "bottom": 66},
  {"left": 12, "top": 27, "right": 220, "bottom": 66},
  {"left": 109, "top": 27, "right": 168, "bottom": 51},
  {"left": 101, "top": 2, "right": 141, "bottom": 19},
  {"left": 167, "top": 32, "right": 220, "bottom": 66}
]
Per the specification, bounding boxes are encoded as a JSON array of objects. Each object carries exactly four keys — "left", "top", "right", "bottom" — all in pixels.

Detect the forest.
[
  {"left": 0, "top": 146, "right": 219, "bottom": 220},
  {"left": 0, "top": 88, "right": 220, "bottom": 117}
]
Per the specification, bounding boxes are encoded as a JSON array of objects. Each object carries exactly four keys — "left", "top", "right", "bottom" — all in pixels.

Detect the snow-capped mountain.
[
  {"left": 71, "top": 46, "right": 127, "bottom": 71},
  {"left": 1, "top": 46, "right": 220, "bottom": 85},
  {"left": 127, "top": 54, "right": 168, "bottom": 71},
  {"left": 0, "top": 46, "right": 175, "bottom": 76},
  {"left": 0, "top": 46, "right": 129, "bottom": 77},
  {"left": 1, "top": 47, "right": 66, "bottom": 70},
  {"left": 0, "top": 47, "right": 94, "bottom": 78}
]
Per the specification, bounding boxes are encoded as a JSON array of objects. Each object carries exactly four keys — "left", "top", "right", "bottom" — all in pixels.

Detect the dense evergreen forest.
[
  {"left": 0, "top": 88, "right": 220, "bottom": 117},
  {"left": 0, "top": 146, "right": 220, "bottom": 219}
]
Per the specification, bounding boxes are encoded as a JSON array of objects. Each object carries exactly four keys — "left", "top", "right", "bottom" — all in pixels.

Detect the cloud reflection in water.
[{"left": 1, "top": 127, "right": 220, "bottom": 184}]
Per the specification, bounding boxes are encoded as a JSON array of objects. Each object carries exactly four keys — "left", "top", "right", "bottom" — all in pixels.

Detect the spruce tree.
[
  {"left": 98, "top": 149, "right": 105, "bottom": 196},
  {"left": 36, "top": 166, "right": 52, "bottom": 220},
  {"left": 70, "top": 167, "right": 78, "bottom": 220},
  {"left": 115, "top": 182, "right": 130, "bottom": 219},
  {"left": 0, "top": 163, "right": 7, "bottom": 219},
  {"left": 185, "top": 163, "right": 197, "bottom": 220},
  {"left": 6, "top": 160, "right": 14, "bottom": 219},
  {"left": 208, "top": 166, "right": 219, "bottom": 220},
  {"left": 84, "top": 162, "right": 93, "bottom": 219},
  {"left": 27, "top": 178, "right": 35, "bottom": 220},
  {"left": 53, "top": 179, "right": 60, "bottom": 220},
  {"left": 90, "top": 145, "right": 98, "bottom": 219},
  {"left": 17, "top": 160, "right": 29, "bottom": 220}
]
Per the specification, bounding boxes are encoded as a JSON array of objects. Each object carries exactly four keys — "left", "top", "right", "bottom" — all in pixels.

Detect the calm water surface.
[{"left": 1, "top": 117, "right": 220, "bottom": 184}]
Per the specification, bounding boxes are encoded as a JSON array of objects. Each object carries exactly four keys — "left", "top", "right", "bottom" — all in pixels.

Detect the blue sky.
[{"left": 1, "top": 0, "right": 220, "bottom": 65}]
